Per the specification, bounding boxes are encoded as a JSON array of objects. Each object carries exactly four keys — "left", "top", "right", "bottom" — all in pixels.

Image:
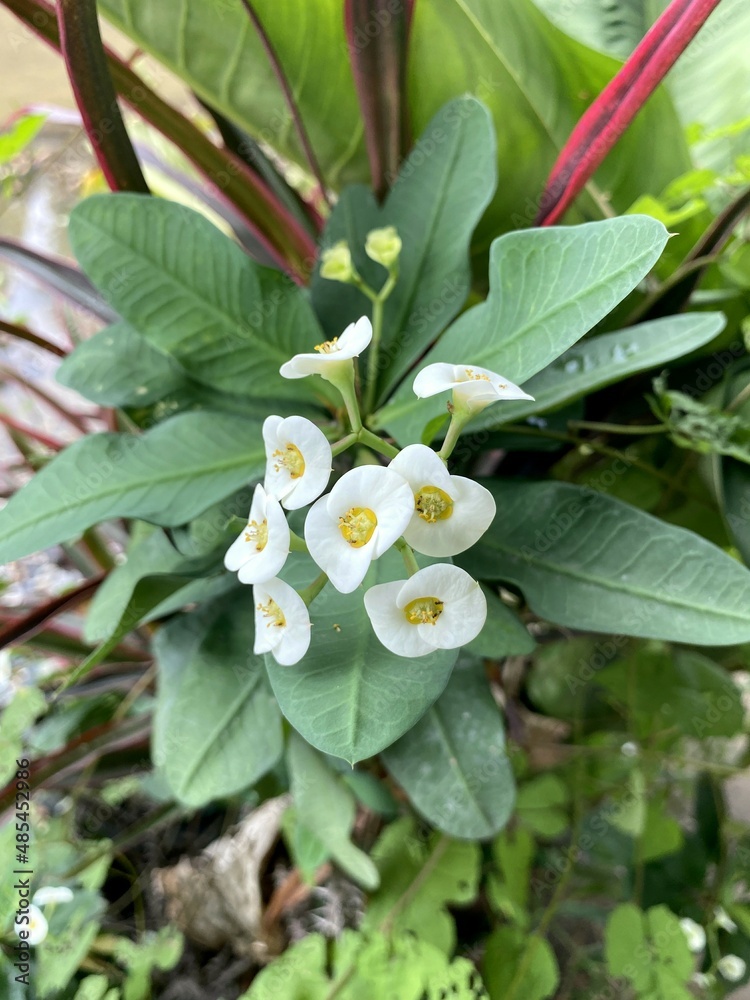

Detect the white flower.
[
  {"left": 33, "top": 886, "right": 74, "bottom": 906},
  {"left": 413, "top": 362, "right": 533, "bottom": 412},
  {"left": 305, "top": 466, "right": 414, "bottom": 593},
  {"left": 692, "top": 972, "right": 713, "bottom": 988},
  {"left": 224, "top": 484, "right": 290, "bottom": 584},
  {"left": 388, "top": 444, "right": 495, "bottom": 557},
  {"left": 15, "top": 903, "right": 48, "bottom": 946},
  {"left": 715, "top": 907, "right": 738, "bottom": 933},
  {"left": 718, "top": 954, "right": 746, "bottom": 982},
  {"left": 679, "top": 917, "right": 706, "bottom": 953},
  {"left": 364, "top": 564, "right": 487, "bottom": 658},
  {"left": 253, "top": 577, "right": 311, "bottom": 666},
  {"left": 263, "top": 415, "right": 332, "bottom": 510},
  {"left": 280, "top": 317, "right": 372, "bottom": 382},
  {"left": 620, "top": 741, "right": 639, "bottom": 758}
]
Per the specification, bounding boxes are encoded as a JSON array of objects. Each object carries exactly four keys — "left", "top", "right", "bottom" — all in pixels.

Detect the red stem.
[
  {"left": 0, "top": 574, "right": 105, "bottom": 650},
  {"left": 536, "top": 0, "right": 723, "bottom": 226},
  {"left": 0, "top": 318, "right": 68, "bottom": 358},
  {"left": 0, "top": 412, "right": 66, "bottom": 450}
]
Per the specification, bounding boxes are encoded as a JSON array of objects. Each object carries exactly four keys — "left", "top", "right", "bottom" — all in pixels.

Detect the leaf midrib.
[
  {"left": 0, "top": 429, "right": 264, "bottom": 546},
  {"left": 482, "top": 534, "right": 750, "bottom": 626},
  {"left": 430, "top": 705, "right": 497, "bottom": 831}
]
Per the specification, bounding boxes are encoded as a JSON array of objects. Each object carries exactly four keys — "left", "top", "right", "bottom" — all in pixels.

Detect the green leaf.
[
  {"left": 605, "top": 903, "right": 694, "bottom": 996},
  {"left": 84, "top": 525, "right": 222, "bottom": 643},
  {"left": 57, "top": 322, "right": 188, "bottom": 406},
  {"left": 516, "top": 774, "right": 570, "bottom": 838},
  {"left": 287, "top": 731, "right": 379, "bottom": 890},
  {"left": 0, "top": 687, "right": 46, "bottom": 784},
  {"left": 487, "top": 826, "right": 535, "bottom": 926},
  {"left": 459, "top": 480, "right": 750, "bottom": 645},
  {"left": 0, "top": 412, "right": 265, "bottom": 564},
  {"left": 311, "top": 98, "right": 497, "bottom": 400},
  {"left": 0, "top": 112, "right": 46, "bottom": 164},
  {"left": 382, "top": 658, "right": 515, "bottom": 839},
  {"left": 100, "top": 0, "right": 689, "bottom": 234},
  {"left": 482, "top": 928, "right": 559, "bottom": 1000},
  {"left": 466, "top": 586, "right": 535, "bottom": 657},
  {"left": 477, "top": 312, "right": 726, "bottom": 431},
  {"left": 153, "top": 590, "right": 283, "bottom": 806},
  {"left": 375, "top": 215, "right": 670, "bottom": 444},
  {"left": 35, "top": 892, "right": 105, "bottom": 998},
  {"left": 114, "top": 927, "right": 183, "bottom": 1000},
  {"left": 68, "top": 194, "right": 326, "bottom": 402},
  {"left": 266, "top": 551, "right": 458, "bottom": 763},
  {"left": 362, "top": 817, "right": 481, "bottom": 955},
  {"left": 641, "top": 801, "right": 684, "bottom": 862},
  {"left": 73, "top": 976, "right": 113, "bottom": 1000},
  {"left": 597, "top": 646, "right": 744, "bottom": 739}
]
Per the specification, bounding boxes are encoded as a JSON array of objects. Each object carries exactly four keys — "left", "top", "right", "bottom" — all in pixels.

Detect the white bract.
[
  {"left": 718, "top": 955, "right": 746, "bottom": 982},
  {"left": 224, "top": 484, "right": 290, "bottom": 585},
  {"left": 305, "top": 466, "right": 414, "bottom": 593},
  {"left": 280, "top": 317, "right": 372, "bottom": 383},
  {"left": 389, "top": 444, "right": 496, "bottom": 557},
  {"left": 715, "top": 907, "right": 738, "bottom": 933},
  {"left": 263, "top": 415, "right": 332, "bottom": 510},
  {"left": 364, "top": 564, "right": 487, "bottom": 658},
  {"left": 413, "top": 362, "right": 533, "bottom": 413},
  {"left": 679, "top": 917, "right": 706, "bottom": 953},
  {"left": 15, "top": 904, "right": 48, "bottom": 946},
  {"left": 33, "top": 886, "right": 74, "bottom": 906},
  {"left": 253, "top": 577, "right": 311, "bottom": 666}
]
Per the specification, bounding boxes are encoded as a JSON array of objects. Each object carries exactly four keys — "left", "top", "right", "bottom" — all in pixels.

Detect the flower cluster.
[{"left": 224, "top": 228, "right": 533, "bottom": 666}]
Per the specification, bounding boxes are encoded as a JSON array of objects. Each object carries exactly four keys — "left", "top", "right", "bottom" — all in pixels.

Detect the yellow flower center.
[
  {"left": 256, "top": 598, "right": 286, "bottom": 629},
  {"left": 314, "top": 337, "right": 340, "bottom": 354},
  {"left": 244, "top": 519, "right": 268, "bottom": 551},
  {"left": 273, "top": 443, "right": 305, "bottom": 479},
  {"left": 339, "top": 506, "right": 377, "bottom": 547},
  {"left": 403, "top": 596, "right": 444, "bottom": 625},
  {"left": 463, "top": 368, "right": 506, "bottom": 388},
  {"left": 414, "top": 485, "right": 454, "bottom": 523}
]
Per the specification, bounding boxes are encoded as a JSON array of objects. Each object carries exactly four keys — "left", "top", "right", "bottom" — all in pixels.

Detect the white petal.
[
  {"left": 263, "top": 578, "right": 311, "bottom": 665},
  {"left": 224, "top": 484, "right": 270, "bottom": 572},
  {"left": 263, "top": 415, "right": 296, "bottom": 501},
  {"left": 405, "top": 476, "right": 496, "bottom": 557},
  {"left": 337, "top": 315, "right": 372, "bottom": 357},
  {"left": 16, "top": 904, "right": 48, "bottom": 946},
  {"left": 280, "top": 353, "right": 326, "bottom": 379},
  {"left": 325, "top": 466, "right": 414, "bottom": 559},
  {"left": 389, "top": 443, "right": 452, "bottom": 492},
  {"left": 305, "top": 495, "right": 374, "bottom": 593},
  {"left": 271, "top": 415, "right": 332, "bottom": 511},
  {"left": 364, "top": 581, "right": 435, "bottom": 658},
  {"left": 413, "top": 362, "right": 461, "bottom": 398},
  {"left": 33, "top": 886, "right": 74, "bottom": 906},
  {"left": 428, "top": 580, "right": 487, "bottom": 649},
  {"left": 237, "top": 497, "right": 290, "bottom": 584},
  {"left": 253, "top": 583, "right": 279, "bottom": 654}
]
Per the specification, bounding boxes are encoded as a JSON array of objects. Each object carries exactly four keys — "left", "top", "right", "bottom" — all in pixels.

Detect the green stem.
[
  {"left": 395, "top": 537, "right": 420, "bottom": 577},
  {"left": 332, "top": 432, "right": 359, "bottom": 457},
  {"left": 359, "top": 428, "right": 400, "bottom": 459},
  {"left": 363, "top": 271, "right": 398, "bottom": 416},
  {"left": 298, "top": 571, "right": 328, "bottom": 606},
  {"left": 335, "top": 374, "right": 363, "bottom": 433},
  {"left": 726, "top": 379, "right": 750, "bottom": 414},
  {"left": 289, "top": 531, "right": 308, "bottom": 553},
  {"left": 437, "top": 410, "right": 468, "bottom": 462},
  {"left": 568, "top": 419, "right": 666, "bottom": 436}
]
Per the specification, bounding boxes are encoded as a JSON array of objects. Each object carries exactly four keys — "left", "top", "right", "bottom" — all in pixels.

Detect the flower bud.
[
  {"left": 365, "top": 226, "right": 402, "bottom": 270},
  {"left": 320, "top": 241, "right": 354, "bottom": 283}
]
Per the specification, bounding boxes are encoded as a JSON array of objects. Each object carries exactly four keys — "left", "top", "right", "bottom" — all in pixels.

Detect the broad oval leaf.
[
  {"left": 311, "top": 98, "right": 497, "bottom": 402},
  {"left": 383, "top": 657, "right": 515, "bottom": 840},
  {"left": 478, "top": 312, "right": 727, "bottom": 431},
  {"left": 266, "top": 551, "right": 458, "bottom": 763},
  {"left": 375, "top": 215, "right": 669, "bottom": 444},
  {"left": 153, "top": 589, "right": 282, "bottom": 806},
  {"left": 57, "top": 322, "right": 188, "bottom": 406},
  {"left": 458, "top": 480, "right": 750, "bottom": 645},
  {"left": 68, "top": 194, "right": 327, "bottom": 402},
  {"left": 0, "top": 412, "right": 264, "bottom": 564}
]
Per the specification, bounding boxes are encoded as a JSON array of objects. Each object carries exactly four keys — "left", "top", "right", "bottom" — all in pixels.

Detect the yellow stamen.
[
  {"left": 244, "top": 519, "right": 268, "bottom": 551},
  {"left": 463, "top": 368, "right": 505, "bottom": 388},
  {"left": 273, "top": 443, "right": 305, "bottom": 479},
  {"left": 314, "top": 337, "right": 340, "bottom": 354},
  {"left": 404, "top": 596, "right": 444, "bottom": 625},
  {"left": 256, "top": 598, "right": 286, "bottom": 629},
  {"left": 339, "top": 507, "right": 377, "bottom": 547},
  {"left": 414, "top": 485, "right": 454, "bottom": 523}
]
